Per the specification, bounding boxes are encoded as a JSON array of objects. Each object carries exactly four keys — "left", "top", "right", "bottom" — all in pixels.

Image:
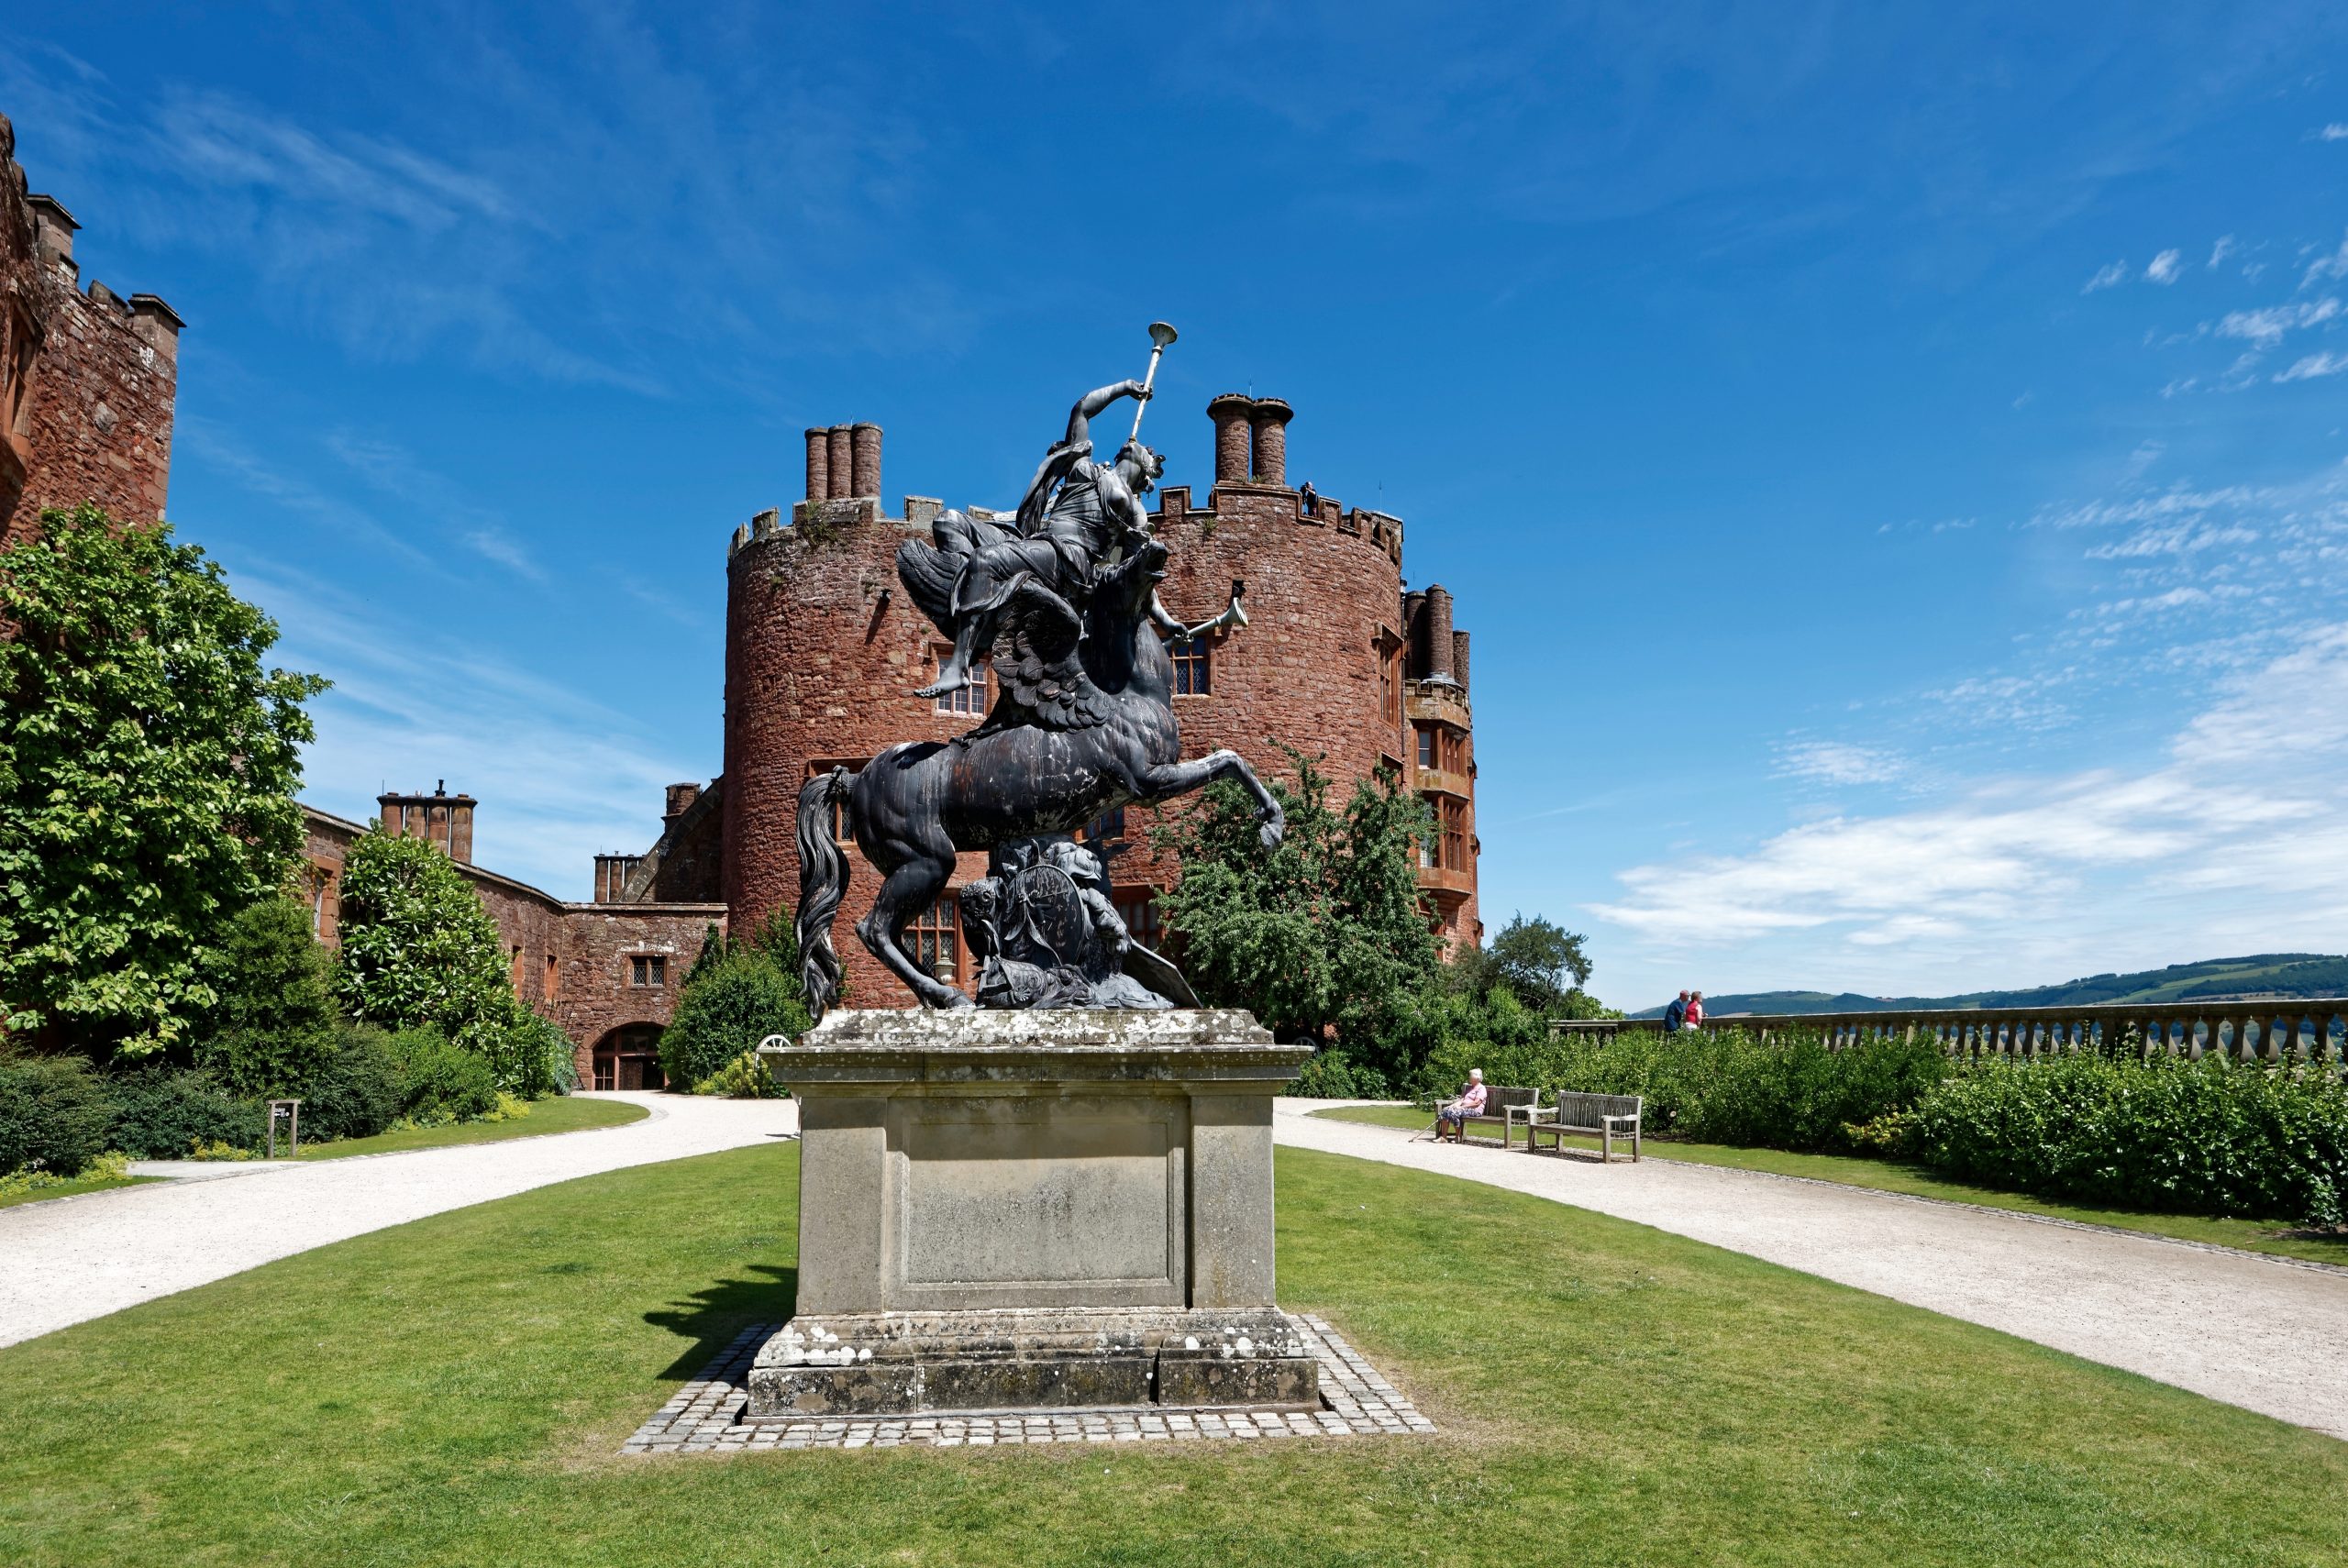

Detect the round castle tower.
[{"left": 721, "top": 400, "right": 1477, "bottom": 1008}]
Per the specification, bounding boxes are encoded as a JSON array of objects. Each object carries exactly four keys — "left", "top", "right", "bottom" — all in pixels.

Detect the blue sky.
[{"left": 8, "top": 3, "right": 2348, "bottom": 1010}]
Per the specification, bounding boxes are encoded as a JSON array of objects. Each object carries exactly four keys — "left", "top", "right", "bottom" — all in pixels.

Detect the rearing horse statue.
[{"left": 794, "top": 525, "right": 1281, "bottom": 1016}]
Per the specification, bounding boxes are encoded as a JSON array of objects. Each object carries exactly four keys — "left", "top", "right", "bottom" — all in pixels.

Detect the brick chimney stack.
[
  {"left": 665, "top": 781, "right": 703, "bottom": 821},
  {"left": 1248, "top": 398, "right": 1293, "bottom": 488},
  {"left": 378, "top": 781, "right": 476, "bottom": 863},
  {"left": 1208, "top": 393, "right": 1253, "bottom": 484},
  {"left": 803, "top": 427, "right": 829, "bottom": 502},
  {"left": 849, "top": 422, "right": 882, "bottom": 499},
  {"left": 825, "top": 425, "right": 853, "bottom": 500},
  {"left": 1424, "top": 585, "right": 1455, "bottom": 681},
  {"left": 1451, "top": 630, "right": 1471, "bottom": 694}
]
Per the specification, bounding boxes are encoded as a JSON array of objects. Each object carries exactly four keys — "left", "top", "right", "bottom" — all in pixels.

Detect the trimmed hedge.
[
  {"left": 388, "top": 1027, "right": 499, "bottom": 1121},
  {"left": 1901, "top": 1055, "right": 2348, "bottom": 1221},
  {"left": 659, "top": 950, "right": 809, "bottom": 1093},
  {"left": 1287, "top": 1049, "right": 1393, "bottom": 1100},
  {"left": 106, "top": 1068, "right": 267, "bottom": 1159},
  {"left": 0, "top": 1054, "right": 116, "bottom": 1176},
  {"left": 1420, "top": 1026, "right": 1948, "bottom": 1154},
  {"left": 295, "top": 1026, "right": 407, "bottom": 1142}
]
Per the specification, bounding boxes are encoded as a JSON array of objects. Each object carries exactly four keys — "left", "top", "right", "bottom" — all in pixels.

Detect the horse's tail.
[{"left": 795, "top": 767, "right": 852, "bottom": 1020}]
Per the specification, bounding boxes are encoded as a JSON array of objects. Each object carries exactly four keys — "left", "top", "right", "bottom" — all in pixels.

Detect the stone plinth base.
[
  {"left": 750, "top": 1009, "right": 1314, "bottom": 1419},
  {"left": 748, "top": 1306, "right": 1316, "bottom": 1418}
]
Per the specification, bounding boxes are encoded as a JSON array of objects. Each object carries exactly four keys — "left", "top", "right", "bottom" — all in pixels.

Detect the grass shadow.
[{"left": 644, "top": 1264, "right": 798, "bottom": 1379}]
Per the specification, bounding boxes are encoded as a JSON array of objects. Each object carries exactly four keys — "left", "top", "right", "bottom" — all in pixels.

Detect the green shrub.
[
  {"left": 1287, "top": 1049, "right": 1391, "bottom": 1099},
  {"left": 659, "top": 950, "right": 809, "bottom": 1093},
  {"left": 194, "top": 894, "right": 341, "bottom": 1098},
  {"left": 0, "top": 1053, "right": 118, "bottom": 1177},
  {"left": 106, "top": 1068, "right": 264, "bottom": 1159},
  {"left": 1903, "top": 1055, "right": 2348, "bottom": 1220},
  {"left": 483, "top": 1011, "right": 570, "bottom": 1101},
  {"left": 294, "top": 1025, "right": 407, "bottom": 1142},
  {"left": 386, "top": 1027, "right": 499, "bottom": 1122},
  {"left": 700, "top": 1048, "right": 781, "bottom": 1099}
]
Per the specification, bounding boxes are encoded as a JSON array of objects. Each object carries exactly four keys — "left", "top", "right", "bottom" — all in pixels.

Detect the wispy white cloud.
[
  {"left": 2303, "top": 232, "right": 2348, "bottom": 289},
  {"left": 2081, "top": 259, "right": 2130, "bottom": 293},
  {"left": 236, "top": 566, "right": 694, "bottom": 898},
  {"left": 2144, "top": 248, "right": 2183, "bottom": 284},
  {"left": 2319, "top": 124, "right": 2348, "bottom": 142},
  {"left": 322, "top": 431, "right": 548, "bottom": 583},
  {"left": 2215, "top": 296, "right": 2341, "bottom": 347},
  {"left": 1774, "top": 740, "right": 1904, "bottom": 787},
  {"left": 2277, "top": 350, "right": 2348, "bottom": 382},
  {"left": 1592, "top": 626, "right": 2348, "bottom": 953},
  {"left": 2209, "top": 235, "right": 2235, "bottom": 268}
]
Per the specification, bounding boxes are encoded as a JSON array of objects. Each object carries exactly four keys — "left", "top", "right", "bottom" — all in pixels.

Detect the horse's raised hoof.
[{"left": 1259, "top": 820, "right": 1285, "bottom": 849}]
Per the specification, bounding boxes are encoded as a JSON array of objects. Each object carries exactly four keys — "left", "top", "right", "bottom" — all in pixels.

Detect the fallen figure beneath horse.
[{"left": 794, "top": 534, "right": 1278, "bottom": 1016}]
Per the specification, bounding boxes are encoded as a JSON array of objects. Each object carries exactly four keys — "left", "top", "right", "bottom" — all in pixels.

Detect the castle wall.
[{"left": 0, "top": 115, "right": 180, "bottom": 544}]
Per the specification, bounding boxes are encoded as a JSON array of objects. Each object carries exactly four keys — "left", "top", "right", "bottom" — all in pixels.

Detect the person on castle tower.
[{"left": 902, "top": 378, "right": 1168, "bottom": 700}]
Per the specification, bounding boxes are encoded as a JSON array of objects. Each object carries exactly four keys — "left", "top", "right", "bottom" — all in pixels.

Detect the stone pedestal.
[{"left": 748, "top": 1009, "right": 1316, "bottom": 1418}]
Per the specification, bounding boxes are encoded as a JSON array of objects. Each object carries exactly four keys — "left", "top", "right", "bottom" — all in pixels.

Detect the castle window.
[
  {"left": 1415, "top": 724, "right": 1464, "bottom": 772},
  {"left": 831, "top": 795, "right": 852, "bottom": 845},
  {"left": 1115, "top": 891, "right": 1163, "bottom": 951},
  {"left": 1082, "top": 807, "right": 1126, "bottom": 845},
  {"left": 544, "top": 954, "right": 559, "bottom": 1001},
  {"left": 630, "top": 955, "right": 667, "bottom": 988},
  {"left": 1440, "top": 799, "right": 1468, "bottom": 871},
  {"left": 1380, "top": 640, "right": 1401, "bottom": 727},
  {"left": 1416, "top": 726, "right": 1435, "bottom": 769},
  {"left": 933, "top": 657, "right": 992, "bottom": 715},
  {"left": 909, "top": 895, "right": 960, "bottom": 986},
  {"left": 1168, "top": 635, "right": 1211, "bottom": 696},
  {"left": 510, "top": 944, "right": 525, "bottom": 992}
]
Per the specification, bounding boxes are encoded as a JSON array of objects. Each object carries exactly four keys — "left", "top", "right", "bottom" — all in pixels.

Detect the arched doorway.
[{"left": 592, "top": 1024, "right": 666, "bottom": 1091}]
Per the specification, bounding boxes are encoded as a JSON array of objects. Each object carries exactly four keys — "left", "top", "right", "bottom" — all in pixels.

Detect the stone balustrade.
[{"left": 1602, "top": 999, "right": 2348, "bottom": 1069}]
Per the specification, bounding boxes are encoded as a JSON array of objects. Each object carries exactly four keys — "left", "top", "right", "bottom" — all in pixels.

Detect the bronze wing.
[{"left": 980, "top": 577, "right": 1113, "bottom": 732}]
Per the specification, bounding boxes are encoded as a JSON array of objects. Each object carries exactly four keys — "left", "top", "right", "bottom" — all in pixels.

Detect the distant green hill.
[{"left": 1631, "top": 955, "right": 2342, "bottom": 1019}]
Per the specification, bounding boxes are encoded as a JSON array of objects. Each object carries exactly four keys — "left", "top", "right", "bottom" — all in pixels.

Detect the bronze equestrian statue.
[{"left": 794, "top": 341, "right": 1279, "bottom": 1016}]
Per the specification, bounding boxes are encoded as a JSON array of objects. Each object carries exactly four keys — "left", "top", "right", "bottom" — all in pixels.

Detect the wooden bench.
[
  {"left": 1524, "top": 1091, "right": 1643, "bottom": 1162},
  {"left": 1434, "top": 1085, "right": 1539, "bottom": 1145}
]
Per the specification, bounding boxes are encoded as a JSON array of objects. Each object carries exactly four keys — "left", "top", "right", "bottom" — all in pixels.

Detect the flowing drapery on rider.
[{"left": 909, "top": 379, "right": 1168, "bottom": 700}]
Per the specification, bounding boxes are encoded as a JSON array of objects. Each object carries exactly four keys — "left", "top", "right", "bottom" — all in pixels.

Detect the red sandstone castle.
[{"left": 4, "top": 113, "right": 1479, "bottom": 1087}]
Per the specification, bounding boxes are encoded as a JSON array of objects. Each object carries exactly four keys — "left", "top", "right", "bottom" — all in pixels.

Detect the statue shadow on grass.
[{"left": 644, "top": 1264, "right": 797, "bottom": 1380}]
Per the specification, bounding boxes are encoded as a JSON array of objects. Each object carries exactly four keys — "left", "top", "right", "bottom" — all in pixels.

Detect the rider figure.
[{"left": 914, "top": 379, "right": 1164, "bottom": 700}]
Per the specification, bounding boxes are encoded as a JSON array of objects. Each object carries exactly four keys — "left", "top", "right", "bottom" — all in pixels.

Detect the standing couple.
[{"left": 1663, "top": 990, "right": 1705, "bottom": 1032}]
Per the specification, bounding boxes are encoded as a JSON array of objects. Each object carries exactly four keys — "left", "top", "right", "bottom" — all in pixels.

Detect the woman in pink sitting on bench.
[{"left": 1434, "top": 1069, "right": 1487, "bottom": 1142}]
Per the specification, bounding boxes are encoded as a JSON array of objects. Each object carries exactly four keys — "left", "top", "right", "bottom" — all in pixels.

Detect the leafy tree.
[
  {"left": 659, "top": 912, "right": 810, "bottom": 1092},
  {"left": 1450, "top": 912, "right": 1596, "bottom": 1018},
  {"left": 195, "top": 894, "right": 342, "bottom": 1097},
  {"left": 0, "top": 505, "right": 325, "bottom": 1056},
  {"left": 334, "top": 828, "right": 563, "bottom": 1096},
  {"left": 1154, "top": 748, "right": 1442, "bottom": 1082}
]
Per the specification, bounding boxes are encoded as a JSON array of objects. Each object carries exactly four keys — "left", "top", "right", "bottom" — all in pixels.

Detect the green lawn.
[
  {"left": 0, "top": 1174, "right": 159, "bottom": 1211},
  {"left": 294, "top": 1093, "right": 648, "bottom": 1160},
  {"left": 0, "top": 1143, "right": 2342, "bottom": 1566},
  {"left": 1309, "top": 1104, "right": 2348, "bottom": 1268}
]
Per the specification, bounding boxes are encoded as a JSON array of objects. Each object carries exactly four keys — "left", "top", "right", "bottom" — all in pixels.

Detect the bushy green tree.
[
  {"left": 0, "top": 505, "right": 326, "bottom": 1056},
  {"left": 1452, "top": 913, "right": 1593, "bottom": 1016},
  {"left": 657, "top": 938, "right": 812, "bottom": 1099},
  {"left": 334, "top": 828, "right": 563, "bottom": 1096},
  {"left": 1154, "top": 749, "right": 1442, "bottom": 1082},
  {"left": 195, "top": 894, "right": 342, "bottom": 1097}
]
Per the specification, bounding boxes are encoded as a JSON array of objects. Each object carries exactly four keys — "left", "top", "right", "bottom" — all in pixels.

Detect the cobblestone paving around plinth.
[{"left": 620, "top": 1314, "right": 1434, "bottom": 1452}]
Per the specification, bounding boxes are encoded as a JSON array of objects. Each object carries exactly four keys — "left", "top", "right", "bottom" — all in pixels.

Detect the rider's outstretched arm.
[{"left": 1065, "top": 380, "right": 1149, "bottom": 447}]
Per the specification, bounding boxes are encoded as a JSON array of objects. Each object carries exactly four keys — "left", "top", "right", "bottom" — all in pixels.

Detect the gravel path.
[
  {"left": 1274, "top": 1101, "right": 2348, "bottom": 1441},
  {"left": 0, "top": 1092, "right": 797, "bottom": 1349}
]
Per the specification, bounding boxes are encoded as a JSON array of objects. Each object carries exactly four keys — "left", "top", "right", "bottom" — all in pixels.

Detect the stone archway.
[{"left": 591, "top": 1023, "right": 666, "bottom": 1091}]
